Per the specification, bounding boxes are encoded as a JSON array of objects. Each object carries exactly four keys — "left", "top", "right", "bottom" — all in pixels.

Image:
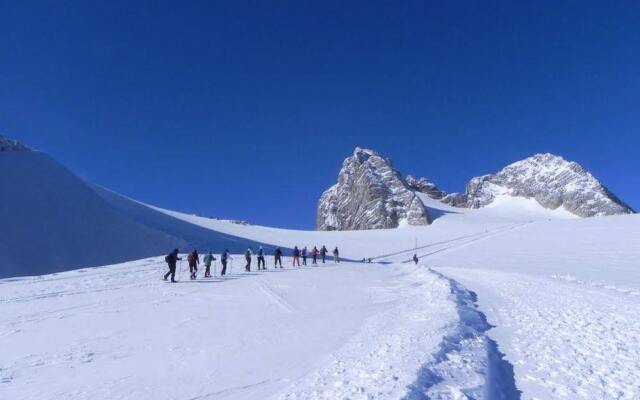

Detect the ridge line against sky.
[{"left": 1, "top": 1, "right": 638, "bottom": 229}]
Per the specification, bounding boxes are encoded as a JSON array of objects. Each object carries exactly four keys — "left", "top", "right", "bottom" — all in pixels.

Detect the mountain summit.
[
  {"left": 443, "top": 153, "right": 634, "bottom": 217},
  {"left": 316, "top": 147, "right": 430, "bottom": 230}
]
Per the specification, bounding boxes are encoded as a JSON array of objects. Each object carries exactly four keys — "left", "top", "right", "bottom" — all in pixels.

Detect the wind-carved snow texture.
[
  {"left": 404, "top": 175, "right": 447, "bottom": 200},
  {"left": 0, "top": 134, "right": 30, "bottom": 152},
  {"left": 317, "top": 148, "right": 430, "bottom": 230},
  {"left": 442, "top": 153, "right": 634, "bottom": 217}
]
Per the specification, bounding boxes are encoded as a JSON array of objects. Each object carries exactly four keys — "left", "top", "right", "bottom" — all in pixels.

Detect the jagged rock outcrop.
[
  {"left": 317, "top": 148, "right": 430, "bottom": 230},
  {"left": 442, "top": 153, "right": 634, "bottom": 217},
  {"left": 0, "top": 134, "right": 31, "bottom": 152},
  {"left": 405, "top": 175, "right": 447, "bottom": 199}
]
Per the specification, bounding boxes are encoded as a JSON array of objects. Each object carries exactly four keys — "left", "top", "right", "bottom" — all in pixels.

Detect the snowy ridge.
[
  {"left": 0, "top": 134, "right": 30, "bottom": 152},
  {"left": 317, "top": 147, "right": 430, "bottom": 230},
  {"left": 442, "top": 153, "right": 633, "bottom": 217}
]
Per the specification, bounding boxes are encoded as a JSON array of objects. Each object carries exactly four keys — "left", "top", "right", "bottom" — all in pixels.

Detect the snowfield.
[{"left": 1, "top": 196, "right": 639, "bottom": 399}]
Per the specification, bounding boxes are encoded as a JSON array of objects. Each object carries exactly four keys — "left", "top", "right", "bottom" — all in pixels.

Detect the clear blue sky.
[{"left": 2, "top": 1, "right": 638, "bottom": 229}]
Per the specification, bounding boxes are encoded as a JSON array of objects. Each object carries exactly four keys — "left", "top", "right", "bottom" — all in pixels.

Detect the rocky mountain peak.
[
  {"left": 405, "top": 175, "right": 446, "bottom": 200},
  {"left": 316, "top": 148, "right": 430, "bottom": 230},
  {"left": 0, "top": 135, "right": 31, "bottom": 152}
]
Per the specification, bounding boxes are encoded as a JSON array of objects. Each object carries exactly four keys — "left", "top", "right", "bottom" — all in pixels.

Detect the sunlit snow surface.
[{"left": 2, "top": 196, "right": 639, "bottom": 399}]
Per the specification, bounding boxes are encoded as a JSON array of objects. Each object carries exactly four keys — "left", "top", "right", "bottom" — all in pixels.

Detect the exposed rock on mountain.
[
  {"left": 317, "top": 148, "right": 430, "bottom": 230},
  {"left": 442, "top": 153, "right": 634, "bottom": 217},
  {"left": 0, "top": 134, "right": 31, "bottom": 152},
  {"left": 405, "top": 175, "right": 447, "bottom": 200}
]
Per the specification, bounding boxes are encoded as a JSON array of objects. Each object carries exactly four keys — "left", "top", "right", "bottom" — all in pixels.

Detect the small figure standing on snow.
[
  {"left": 164, "top": 248, "right": 181, "bottom": 282},
  {"left": 245, "top": 248, "right": 253, "bottom": 272},
  {"left": 292, "top": 246, "right": 301, "bottom": 267},
  {"left": 301, "top": 246, "right": 308, "bottom": 266},
  {"left": 220, "top": 249, "right": 230, "bottom": 276},
  {"left": 257, "top": 246, "right": 266, "bottom": 270},
  {"left": 332, "top": 247, "right": 340, "bottom": 264},
  {"left": 320, "top": 245, "right": 328, "bottom": 264},
  {"left": 412, "top": 254, "right": 419, "bottom": 265},
  {"left": 203, "top": 251, "right": 216, "bottom": 277},
  {"left": 311, "top": 246, "right": 318, "bottom": 265},
  {"left": 187, "top": 249, "right": 200, "bottom": 280},
  {"left": 274, "top": 247, "right": 283, "bottom": 268}
]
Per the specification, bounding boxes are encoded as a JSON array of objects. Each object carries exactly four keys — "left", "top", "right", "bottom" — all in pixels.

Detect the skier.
[
  {"left": 412, "top": 254, "right": 419, "bottom": 264},
  {"left": 203, "top": 251, "right": 216, "bottom": 277},
  {"left": 187, "top": 249, "right": 200, "bottom": 279},
  {"left": 311, "top": 246, "right": 318, "bottom": 264},
  {"left": 320, "top": 245, "right": 328, "bottom": 264},
  {"left": 257, "top": 246, "right": 266, "bottom": 270},
  {"left": 220, "top": 249, "right": 230, "bottom": 276},
  {"left": 301, "top": 246, "right": 308, "bottom": 266},
  {"left": 244, "top": 248, "right": 252, "bottom": 272},
  {"left": 333, "top": 247, "right": 340, "bottom": 263},
  {"left": 163, "top": 248, "right": 181, "bottom": 282},
  {"left": 274, "top": 247, "right": 283, "bottom": 268},
  {"left": 292, "top": 246, "right": 301, "bottom": 267}
]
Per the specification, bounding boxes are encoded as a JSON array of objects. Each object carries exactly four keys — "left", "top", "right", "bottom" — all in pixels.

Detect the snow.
[{"left": 1, "top": 178, "right": 638, "bottom": 399}]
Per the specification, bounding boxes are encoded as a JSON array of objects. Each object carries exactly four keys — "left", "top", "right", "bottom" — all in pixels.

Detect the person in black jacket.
[
  {"left": 220, "top": 249, "right": 230, "bottom": 276},
  {"left": 274, "top": 247, "right": 283, "bottom": 268},
  {"left": 164, "top": 248, "right": 181, "bottom": 282}
]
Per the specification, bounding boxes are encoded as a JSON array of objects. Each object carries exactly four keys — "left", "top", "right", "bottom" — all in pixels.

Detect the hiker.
[
  {"left": 257, "top": 246, "right": 266, "bottom": 270},
  {"left": 245, "top": 248, "right": 252, "bottom": 272},
  {"left": 163, "top": 248, "right": 181, "bottom": 282},
  {"left": 274, "top": 247, "right": 283, "bottom": 268},
  {"left": 187, "top": 249, "right": 200, "bottom": 280},
  {"left": 203, "top": 251, "right": 216, "bottom": 277},
  {"left": 301, "top": 246, "right": 308, "bottom": 266},
  {"left": 412, "top": 254, "right": 419, "bottom": 264},
  {"left": 292, "top": 246, "right": 301, "bottom": 267},
  {"left": 220, "top": 249, "right": 230, "bottom": 276},
  {"left": 333, "top": 247, "right": 340, "bottom": 263},
  {"left": 320, "top": 245, "right": 328, "bottom": 263},
  {"left": 311, "top": 246, "right": 318, "bottom": 264}
]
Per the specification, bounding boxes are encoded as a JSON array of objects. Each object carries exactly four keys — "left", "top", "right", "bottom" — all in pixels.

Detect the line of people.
[{"left": 163, "top": 245, "right": 341, "bottom": 282}]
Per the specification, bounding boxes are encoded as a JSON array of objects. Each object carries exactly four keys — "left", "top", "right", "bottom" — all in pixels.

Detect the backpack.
[
  {"left": 165, "top": 255, "right": 170, "bottom": 264},
  {"left": 187, "top": 253, "right": 195, "bottom": 263}
]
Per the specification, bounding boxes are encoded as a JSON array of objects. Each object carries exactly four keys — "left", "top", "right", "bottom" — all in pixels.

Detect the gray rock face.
[
  {"left": 0, "top": 135, "right": 31, "bottom": 152},
  {"left": 317, "top": 148, "right": 430, "bottom": 230},
  {"left": 405, "top": 175, "right": 446, "bottom": 199},
  {"left": 442, "top": 153, "right": 634, "bottom": 217}
]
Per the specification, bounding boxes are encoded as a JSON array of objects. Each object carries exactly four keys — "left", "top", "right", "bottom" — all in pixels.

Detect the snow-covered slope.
[
  {"left": 317, "top": 148, "right": 430, "bottom": 230},
  {"left": 443, "top": 153, "right": 634, "bottom": 217}
]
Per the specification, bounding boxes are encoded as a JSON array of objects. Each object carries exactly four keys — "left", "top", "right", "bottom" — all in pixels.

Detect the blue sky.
[{"left": 1, "top": 1, "right": 638, "bottom": 228}]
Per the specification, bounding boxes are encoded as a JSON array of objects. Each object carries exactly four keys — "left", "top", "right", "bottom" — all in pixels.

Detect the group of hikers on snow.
[{"left": 163, "top": 245, "right": 340, "bottom": 282}]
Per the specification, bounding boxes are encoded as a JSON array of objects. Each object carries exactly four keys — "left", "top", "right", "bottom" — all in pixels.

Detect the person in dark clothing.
[
  {"left": 311, "top": 246, "right": 318, "bottom": 264},
  {"left": 412, "top": 254, "right": 419, "bottom": 264},
  {"left": 292, "top": 246, "right": 301, "bottom": 267},
  {"left": 245, "top": 248, "right": 252, "bottom": 272},
  {"left": 333, "top": 247, "right": 340, "bottom": 263},
  {"left": 187, "top": 249, "right": 200, "bottom": 280},
  {"left": 274, "top": 247, "right": 283, "bottom": 268},
  {"left": 320, "top": 246, "right": 328, "bottom": 263},
  {"left": 220, "top": 249, "right": 230, "bottom": 276},
  {"left": 257, "top": 246, "right": 266, "bottom": 270},
  {"left": 164, "top": 248, "right": 181, "bottom": 282},
  {"left": 301, "top": 246, "right": 307, "bottom": 266}
]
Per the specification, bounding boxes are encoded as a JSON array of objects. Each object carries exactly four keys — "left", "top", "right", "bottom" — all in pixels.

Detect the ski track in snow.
[{"left": 437, "top": 268, "right": 640, "bottom": 400}]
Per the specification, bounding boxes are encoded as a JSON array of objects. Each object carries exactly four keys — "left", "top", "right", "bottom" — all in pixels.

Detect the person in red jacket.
[
  {"left": 187, "top": 249, "right": 199, "bottom": 280},
  {"left": 311, "top": 246, "right": 318, "bottom": 265}
]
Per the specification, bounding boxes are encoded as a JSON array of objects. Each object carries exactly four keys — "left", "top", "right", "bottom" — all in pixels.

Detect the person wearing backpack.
[
  {"left": 163, "top": 248, "right": 181, "bottom": 282},
  {"left": 187, "top": 249, "right": 200, "bottom": 280},
  {"left": 320, "top": 245, "right": 328, "bottom": 264},
  {"left": 244, "top": 248, "right": 253, "bottom": 272},
  {"left": 311, "top": 246, "right": 318, "bottom": 265},
  {"left": 292, "top": 246, "right": 301, "bottom": 267},
  {"left": 274, "top": 247, "right": 283, "bottom": 268},
  {"left": 203, "top": 251, "right": 216, "bottom": 277},
  {"left": 257, "top": 246, "right": 266, "bottom": 270},
  {"left": 220, "top": 249, "right": 230, "bottom": 276},
  {"left": 301, "top": 246, "right": 308, "bottom": 266}
]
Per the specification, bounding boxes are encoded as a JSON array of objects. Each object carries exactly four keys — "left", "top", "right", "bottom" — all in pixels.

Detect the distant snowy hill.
[
  {"left": 442, "top": 153, "right": 634, "bottom": 217},
  {"left": 0, "top": 135, "right": 266, "bottom": 278}
]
